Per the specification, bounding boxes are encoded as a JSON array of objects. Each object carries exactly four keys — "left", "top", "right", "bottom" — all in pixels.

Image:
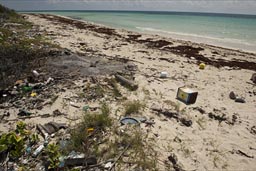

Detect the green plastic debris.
[
  {"left": 22, "top": 86, "right": 32, "bottom": 92},
  {"left": 83, "top": 105, "right": 89, "bottom": 112}
]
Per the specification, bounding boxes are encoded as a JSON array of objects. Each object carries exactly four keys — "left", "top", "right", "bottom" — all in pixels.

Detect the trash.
[
  {"left": 133, "top": 116, "right": 147, "bottom": 123},
  {"left": 22, "top": 86, "right": 32, "bottom": 92},
  {"left": 32, "top": 144, "right": 45, "bottom": 158},
  {"left": 26, "top": 146, "right": 32, "bottom": 155},
  {"left": 59, "top": 140, "right": 69, "bottom": 150},
  {"left": 250, "top": 73, "right": 256, "bottom": 84},
  {"left": 160, "top": 71, "right": 168, "bottom": 78},
  {"left": 45, "top": 77, "right": 54, "bottom": 84},
  {"left": 18, "top": 109, "right": 32, "bottom": 116},
  {"left": 120, "top": 117, "right": 140, "bottom": 125},
  {"left": 229, "top": 91, "right": 236, "bottom": 100},
  {"left": 32, "top": 70, "right": 40, "bottom": 77},
  {"left": 30, "top": 92, "right": 37, "bottom": 97},
  {"left": 87, "top": 128, "right": 94, "bottom": 133},
  {"left": 83, "top": 105, "right": 89, "bottom": 111},
  {"left": 235, "top": 98, "right": 246, "bottom": 103},
  {"left": 64, "top": 151, "right": 97, "bottom": 167},
  {"left": 70, "top": 101, "right": 80, "bottom": 108},
  {"left": 41, "top": 122, "right": 67, "bottom": 135},
  {"left": 199, "top": 63, "right": 206, "bottom": 69},
  {"left": 176, "top": 87, "right": 198, "bottom": 104},
  {"left": 59, "top": 156, "right": 65, "bottom": 168},
  {"left": 104, "top": 160, "right": 114, "bottom": 169}
]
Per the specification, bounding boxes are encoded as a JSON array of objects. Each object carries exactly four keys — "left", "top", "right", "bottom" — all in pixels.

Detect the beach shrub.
[
  {"left": 66, "top": 103, "right": 112, "bottom": 155},
  {"left": 124, "top": 100, "right": 145, "bottom": 116},
  {"left": 45, "top": 143, "right": 61, "bottom": 170}
]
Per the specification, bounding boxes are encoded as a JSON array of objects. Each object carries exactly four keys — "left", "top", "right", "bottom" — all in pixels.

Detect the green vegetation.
[
  {"left": 0, "top": 4, "right": 58, "bottom": 89},
  {"left": 0, "top": 121, "right": 31, "bottom": 160},
  {"left": 45, "top": 143, "right": 61, "bottom": 169},
  {"left": 124, "top": 100, "right": 145, "bottom": 116},
  {"left": 0, "top": 4, "right": 18, "bottom": 21},
  {"left": 104, "top": 127, "right": 158, "bottom": 170},
  {"left": 64, "top": 103, "right": 112, "bottom": 156}
]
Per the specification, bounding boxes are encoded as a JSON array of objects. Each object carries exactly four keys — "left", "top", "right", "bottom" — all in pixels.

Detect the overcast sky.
[{"left": 1, "top": 0, "right": 256, "bottom": 15}]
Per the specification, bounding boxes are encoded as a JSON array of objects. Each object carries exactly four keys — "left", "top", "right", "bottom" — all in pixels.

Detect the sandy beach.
[{"left": 1, "top": 13, "right": 256, "bottom": 170}]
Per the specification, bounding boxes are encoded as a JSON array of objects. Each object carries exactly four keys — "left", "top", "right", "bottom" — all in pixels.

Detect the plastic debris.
[
  {"left": 83, "top": 105, "right": 89, "bottom": 111},
  {"left": 32, "top": 144, "right": 45, "bottom": 158},
  {"left": 63, "top": 151, "right": 97, "bottom": 167},
  {"left": 160, "top": 71, "right": 168, "bottom": 78},
  {"left": 199, "top": 63, "right": 206, "bottom": 69},
  {"left": 30, "top": 92, "right": 37, "bottom": 97},
  {"left": 104, "top": 161, "right": 114, "bottom": 169},
  {"left": 22, "top": 86, "right": 32, "bottom": 92},
  {"left": 87, "top": 128, "right": 94, "bottom": 133},
  {"left": 235, "top": 98, "right": 246, "bottom": 103},
  {"left": 120, "top": 117, "right": 140, "bottom": 125},
  {"left": 32, "top": 70, "right": 40, "bottom": 77},
  {"left": 45, "top": 77, "right": 54, "bottom": 84}
]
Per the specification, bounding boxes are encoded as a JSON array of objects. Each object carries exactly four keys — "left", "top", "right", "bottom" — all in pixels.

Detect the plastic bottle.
[{"left": 32, "top": 144, "right": 44, "bottom": 158}]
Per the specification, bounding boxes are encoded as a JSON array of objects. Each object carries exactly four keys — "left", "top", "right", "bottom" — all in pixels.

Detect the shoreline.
[
  {"left": 29, "top": 12, "right": 256, "bottom": 56},
  {"left": 24, "top": 13, "right": 256, "bottom": 71},
  {"left": 23, "top": 12, "right": 256, "bottom": 54}
]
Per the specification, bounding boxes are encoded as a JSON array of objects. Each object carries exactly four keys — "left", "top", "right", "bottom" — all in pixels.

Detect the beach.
[{"left": 1, "top": 12, "right": 256, "bottom": 170}]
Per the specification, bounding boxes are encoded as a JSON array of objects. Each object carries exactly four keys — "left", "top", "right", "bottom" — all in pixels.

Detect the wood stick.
[
  {"left": 115, "top": 74, "right": 138, "bottom": 90},
  {"left": 108, "top": 144, "right": 130, "bottom": 171}
]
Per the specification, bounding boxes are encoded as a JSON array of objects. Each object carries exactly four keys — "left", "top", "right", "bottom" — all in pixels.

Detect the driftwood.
[
  {"left": 115, "top": 74, "right": 138, "bottom": 90},
  {"left": 36, "top": 124, "right": 48, "bottom": 139},
  {"left": 236, "top": 150, "right": 254, "bottom": 158},
  {"left": 4, "top": 114, "right": 51, "bottom": 122}
]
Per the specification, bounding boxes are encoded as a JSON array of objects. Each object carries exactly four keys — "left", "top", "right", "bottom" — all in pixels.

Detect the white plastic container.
[
  {"left": 32, "top": 70, "right": 40, "bottom": 77},
  {"left": 160, "top": 71, "right": 168, "bottom": 78}
]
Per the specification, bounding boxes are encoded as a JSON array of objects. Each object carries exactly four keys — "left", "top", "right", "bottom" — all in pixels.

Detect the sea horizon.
[{"left": 19, "top": 10, "right": 256, "bottom": 17}]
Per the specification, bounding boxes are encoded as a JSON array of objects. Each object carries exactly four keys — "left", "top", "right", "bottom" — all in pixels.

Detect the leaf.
[{"left": 0, "top": 144, "right": 8, "bottom": 152}]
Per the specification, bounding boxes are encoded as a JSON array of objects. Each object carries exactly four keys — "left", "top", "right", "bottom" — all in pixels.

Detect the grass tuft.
[{"left": 124, "top": 100, "right": 145, "bottom": 116}]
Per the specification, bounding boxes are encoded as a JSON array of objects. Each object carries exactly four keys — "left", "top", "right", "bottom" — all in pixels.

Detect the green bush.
[{"left": 124, "top": 100, "right": 145, "bottom": 116}]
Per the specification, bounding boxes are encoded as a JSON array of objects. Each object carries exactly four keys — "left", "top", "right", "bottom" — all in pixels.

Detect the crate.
[{"left": 176, "top": 87, "right": 198, "bottom": 104}]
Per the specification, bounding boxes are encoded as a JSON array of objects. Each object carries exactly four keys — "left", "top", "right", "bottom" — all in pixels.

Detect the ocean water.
[{"left": 26, "top": 11, "right": 256, "bottom": 52}]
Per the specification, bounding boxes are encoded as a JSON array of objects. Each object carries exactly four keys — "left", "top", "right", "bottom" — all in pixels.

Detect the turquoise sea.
[{"left": 25, "top": 11, "right": 256, "bottom": 52}]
